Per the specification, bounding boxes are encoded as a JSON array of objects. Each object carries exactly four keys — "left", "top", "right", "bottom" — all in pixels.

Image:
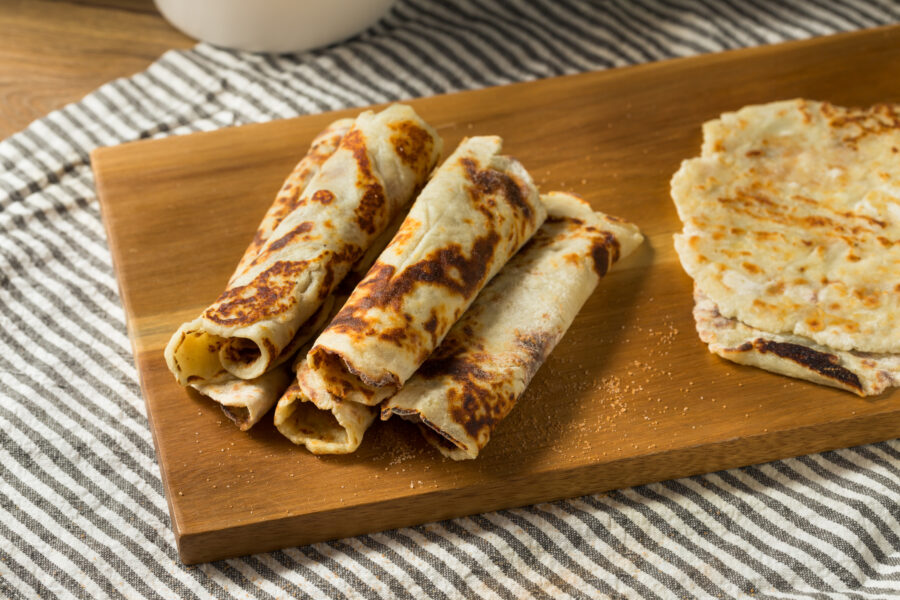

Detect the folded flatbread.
[
  {"left": 165, "top": 104, "right": 442, "bottom": 425},
  {"left": 672, "top": 99, "right": 900, "bottom": 394},
  {"left": 381, "top": 192, "right": 643, "bottom": 459},
  {"left": 307, "top": 136, "right": 547, "bottom": 405},
  {"left": 694, "top": 289, "right": 900, "bottom": 396}
]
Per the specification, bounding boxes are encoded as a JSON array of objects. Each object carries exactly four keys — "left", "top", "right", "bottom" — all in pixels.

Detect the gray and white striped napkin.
[{"left": 2, "top": 1, "right": 899, "bottom": 598}]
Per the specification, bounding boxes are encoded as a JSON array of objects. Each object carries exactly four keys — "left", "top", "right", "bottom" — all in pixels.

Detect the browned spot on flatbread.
[
  {"left": 590, "top": 231, "right": 620, "bottom": 277},
  {"left": 341, "top": 128, "right": 388, "bottom": 235},
  {"left": 423, "top": 310, "right": 440, "bottom": 345},
  {"left": 717, "top": 189, "right": 884, "bottom": 238},
  {"left": 515, "top": 330, "right": 556, "bottom": 380},
  {"left": 389, "top": 120, "right": 436, "bottom": 181},
  {"left": 267, "top": 221, "right": 315, "bottom": 253},
  {"left": 326, "top": 231, "right": 501, "bottom": 341},
  {"left": 417, "top": 351, "right": 506, "bottom": 442},
  {"left": 824, "top": 102, "right": 900, "bottom": 148},
  {"left": 378, "top": 327, "right": 409, "bottom": 345},
  {"left": 319, "top": 243, "right": 364, "bottom": 301},
  {"left": 247, "top": 229, "right": 266, "bottom": 256},
  {"left": 459, "top": 157, "right": 534, "bottom": 224},
  {"left": 733, "top": 338, "right": 863, "bottom": 393},
  {"left": 547, "top": 215, "right": 584, "bottom": 225},
  {"left": 389, "top": 218, "right": 420, "bottom": 248},
  {"left": 766, "top": 282, "right": 785, "bottom": 295},
  {"left": 319, "top": 265, "right": 335, "bottom": 300},
  {"left": 742, "top": 261, "right": 761, "bottom": 274},
  {"left": 205, "top": 260, "right": 309, "bottom": 325},
  {"left": 261, "top": 337, "right": 277, "bottom": 361},
  {"left": 312, "top": 190, "right": 335, "bottom": 205}
]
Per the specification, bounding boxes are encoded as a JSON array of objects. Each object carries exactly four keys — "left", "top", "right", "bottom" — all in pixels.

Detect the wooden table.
[{"left": 0, "top": 0, "right": 192, "bottom": 139}]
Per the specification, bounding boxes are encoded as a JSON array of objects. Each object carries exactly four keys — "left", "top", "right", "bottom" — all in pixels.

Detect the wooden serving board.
[{"left": 93, "top": 25, "right": 900, "bottom": 564}]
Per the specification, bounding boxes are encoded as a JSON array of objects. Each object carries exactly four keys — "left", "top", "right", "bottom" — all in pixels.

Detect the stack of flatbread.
[
  {"left": 672, "top": 99, "right": 900, "bottom": 396},
  {"left": 166, "top": 104, "right": 644, "bottom": 459}
]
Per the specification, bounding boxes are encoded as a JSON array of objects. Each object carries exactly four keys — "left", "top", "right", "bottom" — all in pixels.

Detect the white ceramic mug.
[{"left": 155, "top": 0, "right": 396, "bottom": 54}]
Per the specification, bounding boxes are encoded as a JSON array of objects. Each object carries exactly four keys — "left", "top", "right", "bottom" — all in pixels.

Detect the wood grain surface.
[
  {"left": 0, "top": 0, "right": 191, "bottom": 138},
  {"left": 92, "top": 24, "right": 900, "bottom": 564}
]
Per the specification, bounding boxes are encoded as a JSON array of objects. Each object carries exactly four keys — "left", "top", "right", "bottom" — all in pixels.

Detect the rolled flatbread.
[
  {"left": 307, "top": 136, "right": 547, "bottom": 405},
  {"left": 271, "top": 211, "right": 413, "bottom": 448},
  {"left": 165, "top": 104, "right": 443, "bottom": 389},
  {"left": 205, "top": 208, "right": 411, "bottom": 431},
  {"left": 382, "top": 192, "right": 644, "bottom": 459},
  {"left": 274, "top": 362, "right": 377, "bottom": 454},
  {"left": 170, "top": 119, "right": 349, "bottom": 430},
  {"left": 274, "top": 293, "right": 378, "bottom": 454},
  {"left": 188, "top": 295, "right": 335, "bottom": 429}
]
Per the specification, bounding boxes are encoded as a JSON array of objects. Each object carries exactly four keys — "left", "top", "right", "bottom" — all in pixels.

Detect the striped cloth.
[{"left": 2, "top": 1, "right": 899, "bottom": 598}]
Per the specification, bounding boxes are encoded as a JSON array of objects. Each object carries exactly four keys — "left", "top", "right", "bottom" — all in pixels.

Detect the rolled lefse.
[
  {"left": 198, "top": 201, "right": 411, "bottom": 430},
  {"left": 306, "top": 136, "right": 548, "bottom": 406},
  {"left": 178, "top": 119, "right": 349, "bottom": 430},
  {"left": 274, "top": 361, "right": 378, "bottom": 454},
  {"left": 165, "top": 104, "right": 442, "bottom": 425},
  {"left": 192, "top": 295, "right": 335, "bottom": 429},
  {"left": 381, "top": 192, "right": 644, "bottom": 460},
  {"left": 208, "top": 207, "right": 412, "bottom": 431},
  {"left": 271, "top": 208, "right": 415, "bottom": 450}
]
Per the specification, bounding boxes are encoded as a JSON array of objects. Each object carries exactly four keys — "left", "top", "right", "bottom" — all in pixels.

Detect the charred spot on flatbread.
[
  {"left": 589, "top": 230, "right": 620, "bottom": 277},
  {"left": 266, "top": 221, "right": 316, "bottom": 253},
  {"left": 389, "top": 120, "right": 437, "bottom": 180},
  {"left": 311, "top": 190, "right": 335, "bottom": 205},
  {"left": 420, "top": 351, "right": 512, "bottom": 442},
  {"left": 341, "top": 128, "right": 388, "bottom": 235},
  {"left": 460, "top": 157, "right": 535, "bottom": 224},
  {"left": 727, "top": 338, "right": 863, "bottom": 393},
  {"left": 326, "top": 232, "right": 502, "bottom": 341},
  {"left": 205, "top": 260, "right": 309, "bottom": 325},
  {"left": 515, "top": 330, "right": 556, "bottom": 380}
]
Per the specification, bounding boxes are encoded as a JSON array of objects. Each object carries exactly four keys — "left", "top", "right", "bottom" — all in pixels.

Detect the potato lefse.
[
  {"left": 306, "top": 136, "right": 547, "bottom": 406},
  {"left": 382, "top": 192, "right": 643, "bottom": 459},
  {"left": 164, "top": 105, "right": 443, "bottom": 428},
  {"left": 672, "top": 99, "right": 900, "bottom": 394}
]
